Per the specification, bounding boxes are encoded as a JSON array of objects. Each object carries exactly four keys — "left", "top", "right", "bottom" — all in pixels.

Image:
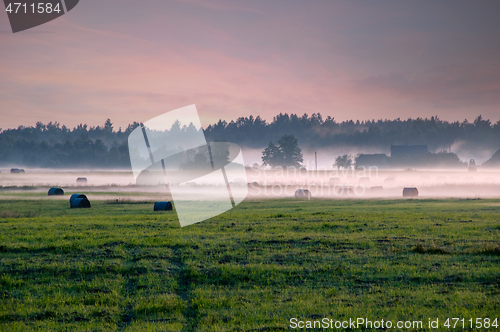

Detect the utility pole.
[{"left": 315, "top": 151, "right": 317, "bottom": 171}]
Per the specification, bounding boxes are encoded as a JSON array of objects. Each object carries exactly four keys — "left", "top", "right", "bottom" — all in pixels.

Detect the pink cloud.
[{"left": 1, "top": 0, "right": 500, "bottom": 130}]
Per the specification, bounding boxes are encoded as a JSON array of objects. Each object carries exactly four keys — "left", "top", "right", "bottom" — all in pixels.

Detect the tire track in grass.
[
  {"left": 115, "top": 244, "right": 137, "bottom": 330},
  {"left": 172, "top": 244, "right": 199, "bottom": 332},
  {"left": 119, "top": 279, "right": 135, "bottom": 330}
]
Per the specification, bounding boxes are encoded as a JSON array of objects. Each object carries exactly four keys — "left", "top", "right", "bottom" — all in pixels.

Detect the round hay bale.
[
  {"left": 337, "top": 187, "right": 355, "bottom": 195},
  {"left": 403, "top": 187, "right": 418, "bottom": 198},
  {"left": 294, "top": 189, "right": 311, "bottom": 199},
  {"left": 328, "top": 177, "right": 341, "bottom": 184},
  {"left": 154, "top": 201, "right": 173, "bottom": 211},
  {"left": 70, "top": 193, "right": 87, "bottom": 203},
  {"left": 384, "top": 177, "right": 396, "bottom": 184},
  {"left": 370, "top": 186, "right": 384, "bottom": 192},
  {"left": 48, "top": 187, "right": 64, "bottom": 196},
  {"left": 463, "top": 176, "right": 474, "bottom": 183},
  {"left": 232, "top": 178, "right": 246, "bottom": 185},
  {"left": 76, "top": 177, "right": 88, "bottom": 184},
  {"left": 70, "top": 198, "right": 91, "bottom": 208},
  {"left": 483, "top": 177, "right": 495, "bottom": 184},
  {"left": 359, "top": 177, "right": 370, "bottom": 184},
  {"left": 436, "top": 176, "right": 447, "bottom": 183}
]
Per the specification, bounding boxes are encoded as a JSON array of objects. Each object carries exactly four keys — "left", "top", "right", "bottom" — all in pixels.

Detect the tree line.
[{"left": 1, "top": 114, "right": 499, "bottom": 168}]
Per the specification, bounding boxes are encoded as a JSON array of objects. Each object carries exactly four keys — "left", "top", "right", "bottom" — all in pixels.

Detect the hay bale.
[
  {"left": 436, "top": 176, "right": 447, "bottom": 183},
  {"left": 154, "top": 201, "right": 173, "bottom": 211},
  {"left": 76, "top": 177, "right": 87, "bottom": 184},
  {"left": 232, "top": 178, "right": 246, "bottom": 185},
  {"left": 70, "top": 194, "right": 87, "bottom": 203},
  {"left": 370, "top": 186, "right": 384, "bottom": 192},
  {"left": 384, "top": 177, "right": 396, "bottom": 184},
  {"left": 359, "top": 177, "right": 370, "bottom": 184},
  {"left": 48, "top": 187, "right": 64, "bottom": 196},
  {"left": 483, "top": 177, "right": 495, "bottom": 184},
  {"left": 70, "top": 198, "right": 91, "bottom": 208},
  {"left": 294, "top": 189, "right": 311, "bottom": 199},
  {"left": 328, "top": 177, "right": 341, "bottom": 184},
  {"left": 403, "top": 187, "right": 419, "bottom": 198},
  {"left": 337, "top": 187, "right": 355, "bottom": 195}
]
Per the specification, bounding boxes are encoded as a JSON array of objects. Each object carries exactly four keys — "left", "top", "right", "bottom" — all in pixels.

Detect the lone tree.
[
  {"left": 262, "top": 135, "right": 303, "bottom": 167},
  {"left": 334, "top": 154, "right": 353, "bottom": 169}
]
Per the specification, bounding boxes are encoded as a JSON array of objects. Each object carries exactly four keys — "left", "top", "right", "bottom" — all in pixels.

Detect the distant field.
[{"left": 0, "top": 198, "right": 499, "bottom": 331}]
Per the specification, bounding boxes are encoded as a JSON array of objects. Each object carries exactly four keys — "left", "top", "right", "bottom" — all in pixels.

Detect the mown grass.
[{"left": 0, "top": 198, "right": 499, "bottom": 331}]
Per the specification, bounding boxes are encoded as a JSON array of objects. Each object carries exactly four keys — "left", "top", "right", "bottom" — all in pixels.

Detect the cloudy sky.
[{"left": 1, "top": 0, "right": 499, "bottom": 130}]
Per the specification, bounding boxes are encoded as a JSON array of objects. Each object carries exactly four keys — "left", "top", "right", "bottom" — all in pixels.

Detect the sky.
[{"left": 1, "top": 0, "right": 500, "bottom": 130}]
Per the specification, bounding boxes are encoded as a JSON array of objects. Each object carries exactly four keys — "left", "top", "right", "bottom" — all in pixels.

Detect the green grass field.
[{"left": 0, "top": 198, "right": 499, "bottom": 331}]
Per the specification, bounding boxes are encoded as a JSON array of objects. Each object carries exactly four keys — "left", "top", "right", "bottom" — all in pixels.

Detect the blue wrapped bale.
[
  {"left": 70, "top": 198, "right": 91, "bottom": 208},
  {"left": 154, "top": 201, "right": 173, "bottom": 211},
  {"left": 70, "top": 194, "right": 87, "bottom": 203},
  {"left": 48, "top": 187, "right": 64, "bottom": 196}
]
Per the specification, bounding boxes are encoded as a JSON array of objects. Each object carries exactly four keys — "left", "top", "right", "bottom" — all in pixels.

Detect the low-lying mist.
[{"left": 1, "top": 167, "right": 500, "bottom": 200}]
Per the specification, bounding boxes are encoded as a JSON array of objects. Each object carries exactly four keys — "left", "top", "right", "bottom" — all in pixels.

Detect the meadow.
[{"left": 0, "top": 197, "right": 499, "bottom": 331}]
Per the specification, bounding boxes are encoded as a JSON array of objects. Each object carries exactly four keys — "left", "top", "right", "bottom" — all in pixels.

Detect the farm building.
[
  {"left": 355, "top": 154, "right": 389, "bottom": 169},
  {"left": 391, "top": 145, "right": 428, "bottom": 158},
  {"left": 482, "top": 149, "right": 500, "bottom": 168}
]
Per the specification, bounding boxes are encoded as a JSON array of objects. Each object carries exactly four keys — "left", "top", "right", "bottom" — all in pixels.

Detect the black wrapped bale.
[
  {"left": 294, "top": 189, "right": 311, "bottom": 199},
  {"left": 70, "top": 198, "right": 91, "bottom": 208},
  {"left": 70, "top": 194, "right": 87, "bottom": 203},
  {"left": 154, "top": 201, "right": 173, "bottom": 211},
  {"left": 48, "top": 187, "right": 64, "bottom": 196},
  {"left": 403, "top": 187, "right": 419, "bottom": 198}
]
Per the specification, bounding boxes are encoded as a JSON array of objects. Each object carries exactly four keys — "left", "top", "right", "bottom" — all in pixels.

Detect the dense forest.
[{"left": 1, "top": 114, "right": 499, "bottom": 168}]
